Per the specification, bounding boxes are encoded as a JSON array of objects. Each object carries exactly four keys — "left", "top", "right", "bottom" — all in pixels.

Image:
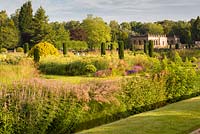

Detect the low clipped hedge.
[{"left": 39, "top": 58, "right": 110, "bottom": 76}]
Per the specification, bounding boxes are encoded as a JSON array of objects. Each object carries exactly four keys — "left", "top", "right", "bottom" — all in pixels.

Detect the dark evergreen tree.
[
  {"left": 191, "top": 16, "right": 200, "bottom": 41},
  {"left": 18, "top": 1, "right": 33, "bottom": 46},
  {"left": 169, "top": 44, "right": 172, "bottom": 49},
  {"left": 11, "top": 9, "right": 20, "bottom": 28},
  {"left": 110, "top": 43, "right": 113, "bottom": 51},
  {"left": 148, "top": 40, "right": 154, "bottom": 57},
  {"left": 34, "top": 48, "right": 40, "bottom": 62},
  {"left": 175, "top": 43, "right": 179, "bottom": 49},
  {"left": 144, "top": 42, "right": 148, "bottom": 54},
  {"left": 130, "top": 44, "right": 134, "bottom": 52},
  {"left": 31, "top": 6, "right": 50, "bottom": 46},
  {"left": 101, "top": 42, "right": 106, "bottom": 56},
  {"left": 24, "top": 43, "right": 29, "bottom": 54},
  {"left": 118, "top": 41, "right": 124, "bottom": 59},
  {"left": 63, "top": 43, "right": 67, "bottom": 55}
]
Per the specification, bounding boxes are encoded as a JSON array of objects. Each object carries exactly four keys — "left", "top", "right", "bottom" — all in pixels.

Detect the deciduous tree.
[{"left": 82, "top": 16, "right": 111, "bottom": 50}]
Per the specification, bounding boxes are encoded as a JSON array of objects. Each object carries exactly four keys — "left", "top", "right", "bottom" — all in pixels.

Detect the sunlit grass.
[
  {"left": 78, "top": 96, "right": 200, "bottom": 134},
  {"left": 41, "top": 74, "right": 125, "bottom": 84},
  {"left": 0, "top": 59, "right": 37, "bottom": 84}
]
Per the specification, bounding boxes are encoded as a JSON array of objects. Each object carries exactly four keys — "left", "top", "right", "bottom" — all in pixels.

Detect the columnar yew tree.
[
  {"left": 34, "top": 48, "right": 40, "bottom": 63},
  {"left": 18, "top": 1, "right": 33, "bottom": 46},
  {"left": 101, "top": 42, "right": 106, "bottom": 56},
  {"left": 63, "top": 43, "right": 67, "bottom": 55},
  {"left": 24, "top": 43, "right": 29, "bottom": 53},
  {"left": 148, "top": 40, "right": 154, "bottom": 57},
  {"left": 130, "top": 44, "right": 134, "bottom": 52},
  {"left": 110, "top": 43, "right": 113, "bottom": 51},
  {"left": 175, "top": 43, "right": 179, "bottom": 49},
  {"left": 144, "top": 42, "right": 148, "bottom": 54},
  {"left": 118, "top": 41, "right": 124, "bottom": 59}
]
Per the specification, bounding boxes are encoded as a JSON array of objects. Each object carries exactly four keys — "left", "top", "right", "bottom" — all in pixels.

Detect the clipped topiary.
[
  {"left": 16, "top": 47, "right": 24, "bottom": 52},
  {"left": 118, "top": 41, "right": 124, "bottom": 59},
  {"left": 63, "top": 43, "right": 67, "bottom": 55},
  {"left": 29, "top": 42, "right": 59, "bottom": 57},
  {"left": 144, "top": 42, "right": 148, "bottom": 54},
  {"left": 110, "top": 43, "right": 113, "bottom": 51},
  {"left": 175, "top": 43, "right": 179, "bottom": 49},
  {"left": 34, "top": 48, "right": 40, "bottom": 63},
  {"left": 130, "top": 44, "right": 135, "bottom": 52},
  {"left": 0, "top": 48, "right": 7, "bottom": 53},
  {"left": 148, "top": 40, "right": 154, "bottom": 57},
  {"left": 24, "top": 43, "right": 29, "bottom": 54},
  {"left": 85, "top": 64, "right": 97, "bottom": 74},
  {"left": 101, "top": 42, "right": 106, "bottom": 56}
]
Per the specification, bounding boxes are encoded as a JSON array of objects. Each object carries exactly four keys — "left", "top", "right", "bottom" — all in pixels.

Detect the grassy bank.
[
  {"left": 78, "top": 96, "right": 200, "bottom": 134},
  {"left": 0, "top": 59, "right": 37, "bottom": 84}
]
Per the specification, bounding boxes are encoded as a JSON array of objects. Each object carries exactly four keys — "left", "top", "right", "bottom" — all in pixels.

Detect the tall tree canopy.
[
  {"left": 109, "top": 20, "right": 120, "bottom": 42},
  {"left": 18, "top": 1, "right": 33, "bottom": 45},
  {"left": 158, "top": 20, "right": 176, "bottom": 36},
  {"left": 142, "top": 23, "right": 164, "bottom": 35},
  {"left": 0, "top": 10, "right": 19, "bottom": 49},
  {"left": 81, "top": 16, "right": 111, "bottom": 50},
  {"left": 31, "top": 6, "right": 50, "bottom": 46},
  {"left": 191, "top": 16, "right": 200, "bottom": 41},
  {"left": 130, "top": 21, "right": 144, "bottom": 35},
  {"left": 172, "top": 21, "right": 191, "bottom": 44},
  {"left": 65, "top": 20, "right": 80, "bottom": 30},
  {"left": 11, "top": 9, "right": 20, "bottom": 29},
  {"left": 49, "top": 22, "right": 70, "bottom": 49}
]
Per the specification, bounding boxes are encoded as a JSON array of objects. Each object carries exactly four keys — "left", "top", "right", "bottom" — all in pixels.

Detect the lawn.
[
  {"left": 41, "top": 75, "right": 126, "bottom": 83},
  {"left": 77, "top": 96, "right": 200, "bottom": 134}
]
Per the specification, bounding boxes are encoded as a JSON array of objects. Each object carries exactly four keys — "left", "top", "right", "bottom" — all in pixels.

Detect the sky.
[{"left": 0, "top": 0, "right": 200, "bottom": 23}]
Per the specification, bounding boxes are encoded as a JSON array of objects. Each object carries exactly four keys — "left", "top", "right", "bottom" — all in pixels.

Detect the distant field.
[{"left": 78, "top": 96, "right": 200, "bottom": 134}]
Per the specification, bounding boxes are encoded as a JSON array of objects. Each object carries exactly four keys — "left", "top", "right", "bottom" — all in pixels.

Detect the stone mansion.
[{"left": 130, "top": 34, "right": 180, "bottom": 49}]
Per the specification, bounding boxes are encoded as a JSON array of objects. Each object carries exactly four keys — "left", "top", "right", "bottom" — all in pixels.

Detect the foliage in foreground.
[
  {"left": 79, "top": 96, "right": 200, "bottom": 134},
  {"left": 0, "top": 55, "right": 200, "bottom": 133}
]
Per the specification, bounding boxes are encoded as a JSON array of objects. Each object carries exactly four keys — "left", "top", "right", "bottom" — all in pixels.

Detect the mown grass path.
[{"left": 78, "top": 96, "right": 200, "bottom": 134}]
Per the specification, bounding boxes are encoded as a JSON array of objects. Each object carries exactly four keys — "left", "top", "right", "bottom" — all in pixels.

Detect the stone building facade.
[{"left": 130, "top": 34, "right": 180, "bottom": 49}]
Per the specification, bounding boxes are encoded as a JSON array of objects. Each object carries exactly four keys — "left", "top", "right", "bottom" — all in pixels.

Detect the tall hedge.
[
  {"left": 63, "top": 43, "right": 67, "bottom": 55},
  {"left": 118, "top": 41, "right": 124, "bottom": 59},
  {"left": 148, "top": 40, "right": 154, "bottom": 57},
  {"left": 101, "top": 42, "right": 106, "bottom": 56}
]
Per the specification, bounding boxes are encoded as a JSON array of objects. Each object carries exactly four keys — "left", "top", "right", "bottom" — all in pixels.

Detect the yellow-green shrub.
[
  {"left": 16, "top": 47, "right": 24, "bottom": 52},
  {"left": 29, "top": 42, "right": 59, "bottom": 57}
]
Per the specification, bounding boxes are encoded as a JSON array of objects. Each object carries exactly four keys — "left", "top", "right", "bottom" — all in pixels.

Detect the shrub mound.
[
  {"left": 16, "top": 47, "right": 24, "bottom": 52},
  {"left": 29, "top": 42, "right": 59, "bottom": 57}
]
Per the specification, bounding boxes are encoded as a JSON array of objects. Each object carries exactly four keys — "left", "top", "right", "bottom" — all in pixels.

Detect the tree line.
[{"left": 0, "top": 1, "right": 200, "bottom": 51}]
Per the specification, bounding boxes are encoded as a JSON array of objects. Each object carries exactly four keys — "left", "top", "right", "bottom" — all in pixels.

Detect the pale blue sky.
[{"left": 0, "top": 0, "right": 199, "bottom": 22}]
